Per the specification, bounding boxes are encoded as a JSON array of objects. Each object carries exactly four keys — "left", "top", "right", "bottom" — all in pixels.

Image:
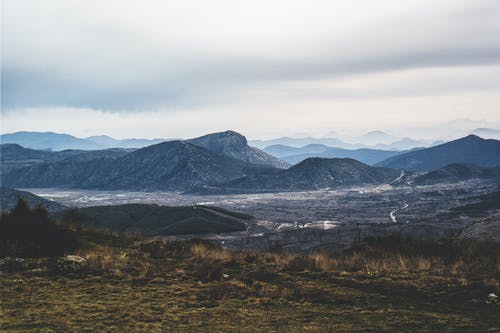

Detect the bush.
[{"left": 0, "top": 198, "right": 78, "bottom": 257}]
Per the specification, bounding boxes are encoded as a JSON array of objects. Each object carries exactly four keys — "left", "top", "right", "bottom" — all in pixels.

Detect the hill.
[
  {"left": 2, "top": 141, "right": 276, "bottom": 191},
  {"left": 56, "top": 204, "right": 249, "bottom": 236},
  {"left": 188, "top": 130, "right": 288, "bottom": 168},
  {"left": 413, "top": 164, "right": 500, "bottom": 185},
  {"left": 198, "top": 158, "right": 401, "bottom": 193},
  {"left": 0, "top": 187, "right": 66, "bottom": 212},
  {"left": 376, "top": 135, "right": 500, "bottom": 171},
  {"left": 459, "top": 212, "right": 500, "bottom": 242}
]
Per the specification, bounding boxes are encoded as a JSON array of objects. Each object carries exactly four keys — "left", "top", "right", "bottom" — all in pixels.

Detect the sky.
[{"left": 1, "top": 0, "right": 500, "bottom": 140}]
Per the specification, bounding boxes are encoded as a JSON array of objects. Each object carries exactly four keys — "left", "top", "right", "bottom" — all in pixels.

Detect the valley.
[{"left": 23, "top": 179, "right": 499, "bottom": 251}]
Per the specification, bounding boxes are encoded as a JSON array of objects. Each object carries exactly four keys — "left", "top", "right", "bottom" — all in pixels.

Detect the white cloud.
[{"left": 1, "top": 0, "right": 499, "bottom": 138}]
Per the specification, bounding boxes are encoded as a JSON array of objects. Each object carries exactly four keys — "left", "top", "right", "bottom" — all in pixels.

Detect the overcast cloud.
[{"left": 1, "top": 0, "right": 500, "bottom": 138}]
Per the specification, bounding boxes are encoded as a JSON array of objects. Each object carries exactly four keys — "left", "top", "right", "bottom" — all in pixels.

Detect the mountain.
[
  {"left": 413, "top": 164, "right": 500, "bottom": 185},
  {"left": 0, "top": 131, "right": 101, "bottom": 150},
  {"left": 0, "top": 143, "right": 130, "bottom": 176},
  {"left": 470, "top": 128, "right": 500, "bottom": 140},
  {"left": 188, "top": 131, "right": 289, "bottom": 168},
  {"left": 85, "top": 135, "right": 120, "bottom": 147},
  {"left": 375, "top": 135, "right": 500, "bottom": 171},
  {"left": 249, "top": 137, "right": 358, "bottom": 149},
  {"left": 1, "top": 131, "right": 170, "bottom": 150},
  {"left": 2, "top": 141, "right": 277, "bottom": 191},
  {"left": 351, "top": 130, "right": 398, "bottom": 145},
  {"left": 269, "top": 146, "right": 402, "bottom": 165},
  {"left": 55, "top": 204, "right": 250, "bottom": 236},
  {"left": 115, "top": 138, "right": 168, "bottom": 148},
  {"left": 263, "top": 144, "right": 331, "bottom": 158},
  {"left": 384, "top": 138, "right": 425, "bottom": 150},
  {"left": 1, "top": 144, "right": 79, "bottom": 175},
  {"left": 0, "top": 187, "right": 66, "bottom": 212},
  {"left": 196, "top": 158, "right": 401, "bottom": 193}
]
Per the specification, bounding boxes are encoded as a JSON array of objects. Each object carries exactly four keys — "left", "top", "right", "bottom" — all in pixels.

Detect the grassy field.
[{"left": 1, "top": 230, "right": 499, "bottom": 332}]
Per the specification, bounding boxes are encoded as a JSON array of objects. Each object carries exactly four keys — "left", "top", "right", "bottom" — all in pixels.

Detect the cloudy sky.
[{"left": 2, "top": 0, "right": 500, "bottom": 139}]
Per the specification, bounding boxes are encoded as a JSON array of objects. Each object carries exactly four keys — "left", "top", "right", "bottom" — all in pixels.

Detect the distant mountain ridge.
[
  {"left": 376, "top": 135, "right": 500, "bottom": 171},
  {"left": 1, "top": 131, "right": 169, "bottom": 150}
]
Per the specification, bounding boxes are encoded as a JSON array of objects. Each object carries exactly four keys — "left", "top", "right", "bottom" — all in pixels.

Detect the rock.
[
  {"left": 29, "top": 268, "right": 45, "bottom": 275},
  {"left": 0, "top": 257, "right": 26, "bottom": 272},
  {"left": 57, "top": 255, "right": 88, "bottom": 274}
]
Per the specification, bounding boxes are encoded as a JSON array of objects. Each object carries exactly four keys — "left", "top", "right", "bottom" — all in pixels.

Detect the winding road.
[{"left": 390, "top": 203, "right": 408, "bottom": 223}]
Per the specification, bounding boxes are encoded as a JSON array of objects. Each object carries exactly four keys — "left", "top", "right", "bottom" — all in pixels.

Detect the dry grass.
[{"left": 1, "top": 235, "right": 499, "bottom": 332}]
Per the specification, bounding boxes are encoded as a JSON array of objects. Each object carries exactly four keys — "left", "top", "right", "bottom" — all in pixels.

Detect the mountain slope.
[
  {"left": 1, "top": 144, "right": 80, "bottom": 175},
  {"left": 413, "top": 164, "right": 500, "bottom": 185},
  {"left": 2, "top": 141, "right": 276, "bottom": 191},
  {"left": 188, "top": 130, "right": 289, "bottom": 168},
  {"left": 196, "top": 158, "right": 401, "bottom": 193},
  {"left": 0, "top": 187, "right": 66, "bottom": 212},
  {"left": 56, "top": 204, "right": 249, "bottom": 235},
  {"left": 0, "top": 144, "right": 130, "bottom": 177},
  {"left": 375, "top": 135, "right": 500, "bottom": 171}
]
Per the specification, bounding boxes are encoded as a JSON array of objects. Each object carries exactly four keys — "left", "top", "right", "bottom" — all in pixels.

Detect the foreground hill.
[
  {"left": 376, "top": 135, "right": 500, "bottom": 171},
  {"left": 198, "top": 158, "right": 401, "bottom": 193},
  {"left": 3, "top": 141, "right": 276, "bottom": 191},
  {"left": 413, "top": 164, "right": 500, "bottom": 185},
  {"left": 0, "top": 187, "right": 66, "bottom": 212},
  {"left": 188, "top": 130, "right": 288, "bottom": 168},
  {"left": 56, "top": 204, "right": 249, "bottom": 236}
]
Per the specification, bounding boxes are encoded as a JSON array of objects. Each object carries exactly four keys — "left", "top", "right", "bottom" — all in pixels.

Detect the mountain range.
[
  {"left": 1, "top": 131, "right": 282, "bottom": 191},
  {"left": 2, "top": 131, "right": 500, "bottom": 193}
]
